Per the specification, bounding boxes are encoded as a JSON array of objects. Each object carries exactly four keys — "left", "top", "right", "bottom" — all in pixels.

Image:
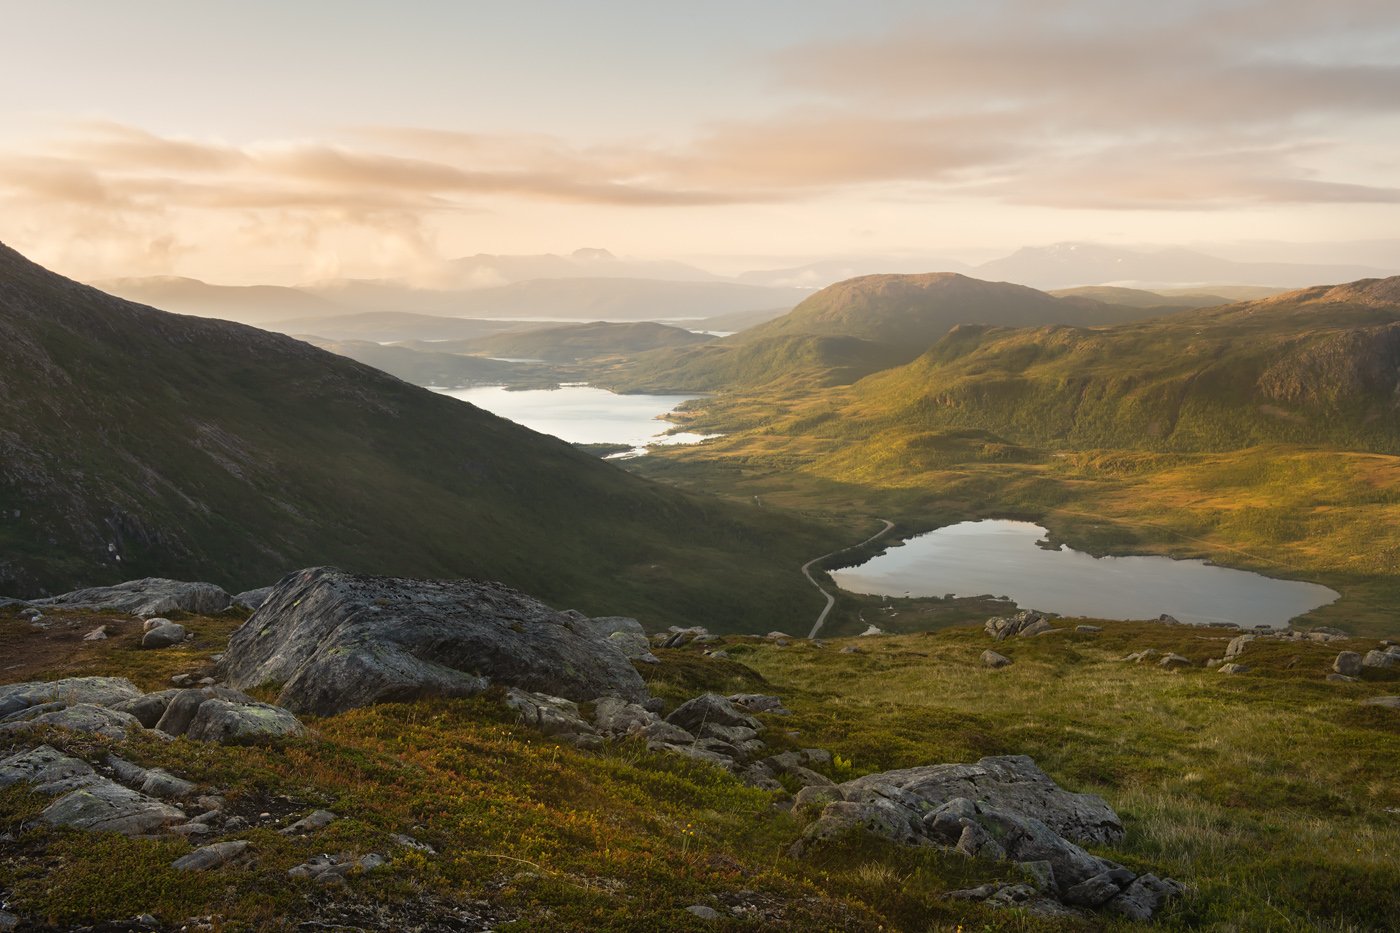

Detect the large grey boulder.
[
  {"left": 112, "top": 689, "right": 182, "bottom": 728},
  {"left": 835, "top": 754, "right": 1124, "bottom": 846},
  {"left": 1362, "top": 649, "right": 1398, "bottom": 669},
  {"left": 155, "top": 686, "right": 305, "bottom": 742},
  {"left": 1333, "top": 652, "right": 1363, "bottom": 677},
  {"left": 218, "top": 567, "right": 648, "bottom": 715},
  {"left": 32, "top": 578, "right": 230, "bottom": 616},
  {"left": 141, "top": 621, "right": 187, "bottom": 649}
]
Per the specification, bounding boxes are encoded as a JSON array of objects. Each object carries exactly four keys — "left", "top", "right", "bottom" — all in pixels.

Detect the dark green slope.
[
  {"left": 610, "top": 272, "right": 1165, "bottom": 392},
  {"left": 465, "top": 320, "right": 714, "bottom": 363},
  {"left": 0, "top": 244, "right": 833, "bottom": 630},
  {"left": 844, "top": 277, "right": 1400, "bottom": 453}
]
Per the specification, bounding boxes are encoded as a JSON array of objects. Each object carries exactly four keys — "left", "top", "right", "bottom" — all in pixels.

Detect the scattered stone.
[
  {"left": 505, "top": 688, "right": 595, "bottom": 738},
  {"left": 171, "top": 673, "right": 194, "bottom": 687},
  {"left": 1158, "top": 653, "right": 1193, "bottom": 669},
  {"left": 981, "top": 650, "right": 1013, "bottom": 669},
  {"left": 282, "top": 809, "right": 337, "bottom": 834},
  {"left": 1075, "top": 625, "right": 1102, "bottom": 634},
  {"left": 32, "top": 578, "right": 231, "bottom": 616},
  {"left": 1362, "top": 696, "right": 1400, "bottom": 709},
  {"left": 727, "top": 694, "right": 790, "bottom": 715},
  {"left": 1362, "top": 650, "right": 1398, "bottom": 669},
  {"left": 1119, "top": 649, "right": 1160, "bottom": 663},
  {"left": 219, "top": 567, "right": 649, "bottom": 715},
  {"left": 1224, "top": 634, "right": 1255, "bottom": 660},
  {"left": 83, "top": 625, "right": 109, "bottom": 641},
  {"left": 172, "top": 840, "right": 249, "bottom": 871},
  {"left": 685, "top": 905, "right": 721, "bottom": 920},
  {"left": 665, "top": 694, "right": 760, "bottom": 734},
  {"left": 40, "top": 778, "right": 186, "bottom": 835},
  {"left": 1334, "top": 652, "right": 1363, "bottom": 677},
  {"left": 141, "top": 622, "right": 187, "bottom": 649},
  {"left": 1217, "top": 663, "right": 1250, "bottom": 675},
  {"left": 1327, "top": 673, "right": 1359, "bottom": 683},
  {"left": 1105, "top": 873, "right": 1185, "bottom": 921},
  {"left": 391, "top": 833, "right": 436, "bottom": 854},
  {"left": 838, "top": 646, "right": 865, "bottom": 654}
]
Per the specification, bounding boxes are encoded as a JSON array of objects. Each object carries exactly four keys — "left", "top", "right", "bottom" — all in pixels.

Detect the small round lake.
[
  {"left": 829, "top": 520, "right": 1338, "bottom": 628},
  {"left": 433, "top": 384, "right": 714, "bottom": 452}
]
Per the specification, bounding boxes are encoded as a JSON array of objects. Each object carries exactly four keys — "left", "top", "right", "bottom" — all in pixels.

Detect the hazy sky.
[{"left": 2, "top": 0, "right": 1398, "bottom": 283}]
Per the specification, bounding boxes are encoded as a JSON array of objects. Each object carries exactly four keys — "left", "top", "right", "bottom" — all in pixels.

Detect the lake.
[
  {"left": 829, "top": 519, "right": 1338, "bottom": 628},
  {"left": 432, "top": 384, "right": 714, "bottom": 453}
]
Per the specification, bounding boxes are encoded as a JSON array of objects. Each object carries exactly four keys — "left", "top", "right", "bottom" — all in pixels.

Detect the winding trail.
[{"left": 804, "top": 519, "right": 896, "bottom": 640}]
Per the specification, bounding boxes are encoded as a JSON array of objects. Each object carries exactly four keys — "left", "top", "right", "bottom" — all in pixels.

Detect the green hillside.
[
  {"left": 464, "top": 320, "right": 714, "bottom": 363},
  {"left": 609, "top": 272, "right": 1165, "bottom": 392},
  {"left": 0, "top": 243, "right": 838, "bottom": 631}
]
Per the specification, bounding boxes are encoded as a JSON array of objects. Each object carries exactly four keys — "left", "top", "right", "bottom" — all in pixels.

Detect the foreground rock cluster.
[{"left": 789, "top": 754, "right": 1181, "bottom": 920}]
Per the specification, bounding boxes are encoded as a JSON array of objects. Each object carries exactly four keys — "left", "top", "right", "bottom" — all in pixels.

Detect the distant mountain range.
[{"left": 0, "top": 242, "right": 833, "bottom": 629}]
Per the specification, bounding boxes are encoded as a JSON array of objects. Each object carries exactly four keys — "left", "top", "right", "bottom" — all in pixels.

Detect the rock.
[
  {"left": 727, "top": 694, "right": 789, "bottom": 715},
  {"left": 0, "top": 745, "right": 96, "bottom": 792},
  {"left": 591, "top": 696, "right": 656, "bottom": 736},
  {"left": 172, "top": 840, "right": 249, "bottom": 871},
  {"left": 184, "top": 698, "right": 306, "bottom": 743},
  {"left": 685, "top": 905, "right": 721, "bottom": 920},
  {"left": 1334, "top": 652, "right": 1363, "bottom": 676},
  {"left": 112, "top": 690, "right": 181, "bottom": 728},
  {"left": 1119, "top": 649, "right": 1159, "bottom": 663},
  {"left": 608, "top": 630, "right": 660, "bottom": 664},
  {"left": 505, "top": 689, "right": 594, "bottom": 737},
  {"left": 391, "top": 833, "right": 436, "bottom": 853},
  {"left": 0, "top": 676, "right": 142, "bottom": 711},
  {"left": 219, "top": 567, "right": 648, "bottom": 715},
  {"left": 41, "top": 779, "right": 186, "bottom": 835},
  {"left": 1362, "top": 649, "right": 1398, "bottom": 669},
  {"left": 665, "top": 694, "right": 761, "bottom": 734},
  {"left": 1022, "top": 619, "right": 1058, "bottom": 637},
  {"left": 1158, "top": 653, "right": 1193, "bottom": 669},
  {"left": 0, "top": 909, "right": 16, "bottom": 932},
  {"left": 1217, "top": 663, "right": 1250, "bottom": 675},
  {"left": 83, "top": 625, "right": 109, "bottom": 641},
  {"left": 32, "top": 578, "right": 231, "bottom": 616},
  {"left": 650, "top": 741, "right": 738, "bottom": 772},
  {"left": 141, "top": 622, "right": 187, "bottom": 649},
  {"left": 1327, "top": 673, "right": 1359, "bottom": 683},
  {"left": 1018, "top": 859, "right": 1056, "bottom": 892},
  {"left": 985, "top": 610, "right": 1051, "bottom": 641},
  {"left": 141, "top": 769, "right": 197, "bottom": 799},
  {"left": 1224, "top": 634, "right": 1255, "bottom": 659},
  {"left": 282, "top": 809, "right": 337, "bottom": 834},
  {"left": 823, "top": 754, "right": 1124, "bottom": 846},
  {"left": 0, "top": 703, "right": 141, "bottom": 740},
  {"left": 642, "top": 720, "right": 694, "bottom": 745},
  {"left": 1159, "top": 614, "right": 1180, "bottom": 624},
  {"left": 981, "top": 650, "right": 1013, "bottom": 669},
  {"left": 232, "top": 586, "right": 274, "bottom": 610},
  {"left": 104, "top": 754, "right": 150, "bottom": 786},
  {"left": 1362, "top": 696, "right": 1400, "bottom": 709},
  {"left": 792, "top": 784, "right": 843, "bottom": 818},
  {"left": 838, "top": 646, "right": 864, "bottom": 654},
  {"left": 1105, "top": 873, "right": 1184, "bottom": 921},
  {"left": 1075, "top": 625, "right": 1102, "bottom": 633},
  {"left": 1063, "top": 867, "right": 1137, "bottom": 906},
  {"left": 144, "top": 617, "right": 173, "bottom": 632}
]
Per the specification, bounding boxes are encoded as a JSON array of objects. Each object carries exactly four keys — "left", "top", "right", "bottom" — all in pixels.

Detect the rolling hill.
[
  {"left": 0, "top": 242, "right": 835, "bottom": 630},
  {"left": 609, "top": 272, "right": 1165, "bottom": 392},
  {"left": 462, "top": 321, "right": 714, "bottom": 363}
]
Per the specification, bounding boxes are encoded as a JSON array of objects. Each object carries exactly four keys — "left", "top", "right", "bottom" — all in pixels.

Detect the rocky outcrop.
[
  {"left": 984, "top": 610, "right": 1055, "bottom": 640},
  {"left": 0, "top": 677, "right": 142, "bottom": 717},
  {"left": 0, "top": 703, "right": 141, "bottom": 740},
  {"left": 0, "top": 745, "right": 186, "bottom": 836},
  {"left": 231, "top": 586, "right": 273, "bottom": 610},
  {"left": 219, "top": 568, "right": 648, "bottom": 715},
  {"left": 791, "top": 755, "right": 1179, "bottom": 920},
  {"left": 156, "top": 686, "right": 305, "bottom": 743},
  {"left": 31, "top": 578, "right": 231, "bottom": 616}
]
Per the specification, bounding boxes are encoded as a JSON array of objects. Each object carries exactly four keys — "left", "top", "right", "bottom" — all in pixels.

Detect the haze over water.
[{"left": 831, "top": 520, "right": 1339, "bottom": 629}]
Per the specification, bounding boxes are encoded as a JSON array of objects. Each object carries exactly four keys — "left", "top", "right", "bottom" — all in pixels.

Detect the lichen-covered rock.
[
  {"left": 2, "top": 753, "right": 189, "bottom": 836},
  {"left": 184, "top": 699, "right": 306, "bottom": 743},
  {"left": 592, "top": 696, "right": 656, "bottom": 736},
  {"left": 141, "top": 622, "right": 187, "bottom": 649},
  {"left": 219, "top": 568, "right": 648, "bottom": 715},
  {"left": 32, "top": 578, "right": 230, "bottom": 616},
  {"left": 0, "top": 745, "right": 96, "bottom": 793},
  {"left": 835, "top": 754, "right": 1125, "bottom": 846},
  {"left": 0, "top": 703, "right": 141, "bottom": 740},
  {"left": 1362, "top": 649, "right": 1398, "bottom": 669},
  {"left": 0, "top": 677, "right": 142, "bottom": 712},
  {"left": 173, "top": 840, "right": 249, "bottom": 871}
]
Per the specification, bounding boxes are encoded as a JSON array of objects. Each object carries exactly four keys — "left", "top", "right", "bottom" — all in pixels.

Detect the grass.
[{"left": 3, "top": 607, "right": 1398, "bottom": 930}]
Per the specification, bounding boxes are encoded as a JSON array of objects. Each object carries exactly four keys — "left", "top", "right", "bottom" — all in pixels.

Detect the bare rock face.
[
  {"left": 0, "top": 746, "right": 185, "bottom": 836},
  {"left": 218, "top": 567, "right": 648, "bottom": 716},
  {"left": 31, "top": 578, "right": 230, "bottom": 616}
]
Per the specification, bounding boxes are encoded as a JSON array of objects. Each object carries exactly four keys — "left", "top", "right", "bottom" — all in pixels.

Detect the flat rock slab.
[
  {"left": 0, "top": 703, "right": 142, "bottom": 741},
  {"left": 219, "top": 567, "right": 648, "bottom": 715},
  {"left": 31, "top": 578, "right": 230, "bottom": 616},
  {"left": 173, "top": 839, "right": 250, "bottom": 871},
  {"left": 0, "top": 677, "right": 142, "bottom": 712}
]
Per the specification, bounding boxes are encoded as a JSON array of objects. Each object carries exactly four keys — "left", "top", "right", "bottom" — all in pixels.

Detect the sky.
[{"left": 1, "top": 0, "right": 1398, "bottom": 284}]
